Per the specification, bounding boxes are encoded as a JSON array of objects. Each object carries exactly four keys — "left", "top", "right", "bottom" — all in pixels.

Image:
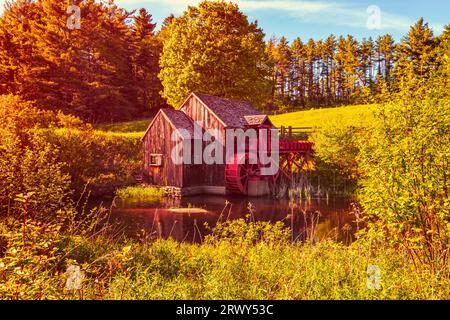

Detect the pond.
[{"left": 104, "top": 196, "right": 358, "bottom": 244}]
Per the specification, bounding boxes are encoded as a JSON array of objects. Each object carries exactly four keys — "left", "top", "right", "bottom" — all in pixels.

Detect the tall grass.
[
  {"left": 105, "top": 238, "right": 449, "bottom": 300},
  {"left": 115, "top": 186, "right": 165, "bottom": 202},
  {"left": 2, "top": 197, "right": 449, "bottom": 300}
]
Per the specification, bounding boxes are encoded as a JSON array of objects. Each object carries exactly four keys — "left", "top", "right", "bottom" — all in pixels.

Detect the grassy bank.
[
  {"left": 115, "top": 186, "right": 165, "bottom": 202},
  {"left": 1, "top": 218, "right": 448, "bottom": 300}
]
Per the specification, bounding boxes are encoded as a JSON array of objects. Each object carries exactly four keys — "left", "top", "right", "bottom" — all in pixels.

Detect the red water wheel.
[{"left": 226, "top": 153, "right": 261, "bottom": 195}]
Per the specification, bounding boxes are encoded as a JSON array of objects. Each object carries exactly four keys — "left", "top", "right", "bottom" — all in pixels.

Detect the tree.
[
  {"left": 158, "top": 14, "right": 175, "bottom": 44},
  {"left": 159, "top": 0, "right": 271, "bottom": 109},
  {"left": 290, "top": 37, "right": 306, "bottom": 107},
  {"left": 376, "top": 34, "right": 395, "bottom": 81},
  {"left": 321, "top": 35, "right": 336, "bottom": 105},
  {"left": 0, "top": 0, "right": 159, "bottom": 122},
  {"left": 132, "top": 8, "right": 166, "bottom": 114},
  {"left": 304, "top": 39, "right": 317, "bottom": 106},
  {"left": 394, "top": 18, "right": 438, "bottom": 90},
  {"left": 272, "top": 36, "right": 292, "bottom": 107}
]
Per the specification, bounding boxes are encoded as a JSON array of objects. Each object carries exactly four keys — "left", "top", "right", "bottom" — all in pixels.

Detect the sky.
[{"left": 0, "top": 0, "right": 449, "bottom": 41}]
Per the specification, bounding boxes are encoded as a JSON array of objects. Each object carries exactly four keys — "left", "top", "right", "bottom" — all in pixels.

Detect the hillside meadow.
[
  {"left": 96, "top": 104, "right": 377, "bottom": 136},
  {"left": 271, "top": 104, "right": 376, "bottom": 128}
]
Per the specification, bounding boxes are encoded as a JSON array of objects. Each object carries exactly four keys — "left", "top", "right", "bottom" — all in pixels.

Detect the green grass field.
[
  {"left": 270, "top": 104, "right": 376, "bottom": 128},
  {"left": 97, "top": 119, "right": 151, "bottom": 134},
  {"left": 96, "top": 104, "right": 376, "bottom": 136}
]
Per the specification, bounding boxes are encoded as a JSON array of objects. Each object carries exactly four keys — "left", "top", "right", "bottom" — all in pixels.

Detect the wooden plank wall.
[
  {"left": 181, "top": 96, "right": 227, "bottom": 187},
  {"left": 143, "top": 95, "right": 232, "bottom": 189},
  {"left": 142, "top": 114, "right": 183, "bottom": 187}
]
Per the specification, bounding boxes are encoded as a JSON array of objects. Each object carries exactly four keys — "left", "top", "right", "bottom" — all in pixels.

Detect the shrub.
[
  {"left": 0, "top": 108, "right": 71, "bottom": 219},
  {"left": 357, "top": 86, "right": 450, "bottom": 272},
  {"left": 41, "top": 128, "right": 142, "bottom": 196},
  {"left": 312, "top": 123, "right": 364, "bottom": 181}
]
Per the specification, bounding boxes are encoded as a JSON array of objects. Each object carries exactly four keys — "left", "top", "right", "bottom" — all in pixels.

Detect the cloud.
[
  {"left": 1, "top": 0, "right": 444, "bottom": 34},
  {"left": 119, "top": 0, "right": 330, "bottom": 12},
  {"left": 234, "top": 0, "right": 332, "bottom": 12},
  {"left": 116, "top": 0, "right": 421, "bottom": 32}
]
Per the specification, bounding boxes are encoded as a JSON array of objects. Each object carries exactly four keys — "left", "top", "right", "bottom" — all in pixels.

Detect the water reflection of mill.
[{"left": 113, "top": 196, "right": 355, "bottom": 244}]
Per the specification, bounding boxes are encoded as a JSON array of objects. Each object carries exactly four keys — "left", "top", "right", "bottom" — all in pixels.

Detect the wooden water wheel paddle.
[{"left": 226, "top": 153, "right": 261, "bottom": 195}]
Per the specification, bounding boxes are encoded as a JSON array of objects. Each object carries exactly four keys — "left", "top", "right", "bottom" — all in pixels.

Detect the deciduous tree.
[{"left": 159, "top": 0, "right": 271, "bottom": 109}]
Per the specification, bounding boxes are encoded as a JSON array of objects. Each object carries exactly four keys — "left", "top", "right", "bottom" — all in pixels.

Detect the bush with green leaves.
[
  {"left": 0, "top": 96, "right": 71, "bottom": 219},
  {"left": 42, "top": 128, "right": 142, "bottom": 196},
  {"left": 357, "top": 84, "right": 450, "bottom": 272}
]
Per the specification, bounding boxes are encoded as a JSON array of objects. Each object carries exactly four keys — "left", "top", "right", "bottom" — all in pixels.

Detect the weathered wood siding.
[
  {"left": 181, "top": 95, "right": 226, "bottom": 145},
  {"left": 181, "top": 95, "right": 227, "bottom": 187},
  {"left": 142, "top": 113, "right": 183, "bottom": 187}
]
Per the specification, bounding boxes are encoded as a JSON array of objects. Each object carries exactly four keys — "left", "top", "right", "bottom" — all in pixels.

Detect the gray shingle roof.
[
  {"left": 193, "top": 92, "right": 263, "bottom": 128},
  {"left": 161, "top": 108, "right": 194, "bottom": 138}
]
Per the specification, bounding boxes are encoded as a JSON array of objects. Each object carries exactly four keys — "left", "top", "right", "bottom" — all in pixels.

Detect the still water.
[{"left": 107, "top": 196, "right": 357, "bottom": 244}]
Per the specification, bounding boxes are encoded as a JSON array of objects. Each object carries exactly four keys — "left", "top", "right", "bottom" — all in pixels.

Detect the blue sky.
[{"left": 1, "top": 0, "right": 449, "bottom": 41}]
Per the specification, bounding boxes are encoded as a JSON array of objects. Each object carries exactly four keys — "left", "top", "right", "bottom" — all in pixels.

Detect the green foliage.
[
  {"left": 42, "top": 128, "right": 142, "bottom": 195},
  {"left": 2, "top": 217, "right": 449, "bottom": 300},
  {"left": 159, "top": 0, "right": 271, "bottom": 109},
  {"left": 115, "top": 186, "right": 165, "bottom": 203},
  {"left": 357, "top": 85, "right": 450, "bottom": 271},
  {"left": 0, "top": 0, "right": 165, "bottom": 122},
  {"left": 312, "top": 124, "right": 364, "bottom": 181},
  {"left": 96, "top": 119, "right": 152, "bottom": 134},
  {"left": 0, "top": 96, "right": 71, "bottom": 219}
]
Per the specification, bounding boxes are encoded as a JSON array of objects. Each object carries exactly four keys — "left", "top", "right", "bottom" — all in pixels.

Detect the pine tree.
[
  {"left": 158, "top": 14, "right": 175, "bottom": 44},
  {"left": 266, "top": 37, "right": 277, "bottom": 110},
  {"left": 0, "top": 0, "right": 145, "bottom": 122},
  {"left": 322, "top": 35, "right": 336, "bottom": 105},
  {"left": 437, "top": 25, "right": 450, "bottom": 88},
  {"left": 394, "top": 18, "right": 438, "bottom": 90},
  {"left": 376, "top": 34, "right": 395, "bottom": 81},
  {"left": 290, "top": 37, "right": 306, "bottom": 108},
  {"left": 132, "top": 8, "right": 166, "bottom": 114},
  {"left": 0, "top": 0, "right": 42, "bottom": 97},
  {"left": 305, "top": 38, "right": 316, "bottom": 106},
  {"left": 273, "top": 36, "right": 292, "bottom": 107},
  {"left": 360, "top": 37, "right": 375, "bottom": 87}
]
